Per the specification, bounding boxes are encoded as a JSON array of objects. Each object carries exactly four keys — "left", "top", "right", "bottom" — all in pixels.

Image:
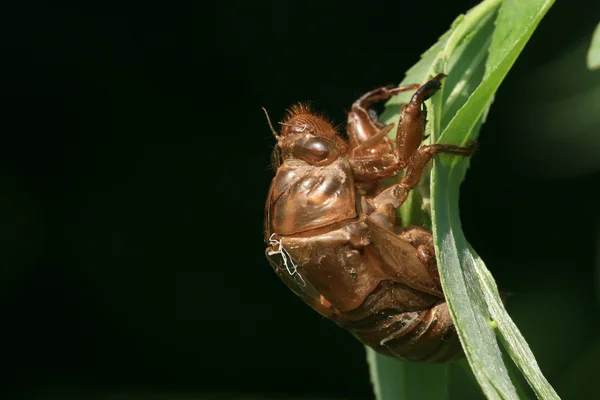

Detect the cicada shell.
[{"left": 264, "top": 75, "right": 474, "bottom": 362}]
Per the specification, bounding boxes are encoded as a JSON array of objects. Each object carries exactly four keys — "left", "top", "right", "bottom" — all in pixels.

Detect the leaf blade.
[
  {"left": 367, "top": 349, "right": 450, "bottom": 400},
  {"left": 370, "top": 0, "right": 560, "bottom": 398},
  {"left": 588, "top": 23, "right": 600, "bottom": 70},
  {"left": 431, "top": 0, "right": 560, "bottom": 399},
  {"left": 370, "top": 1, "right": 506, "bottom": 398}
]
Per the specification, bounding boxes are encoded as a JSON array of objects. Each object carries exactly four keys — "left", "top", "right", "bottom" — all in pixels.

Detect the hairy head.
[{"left": 279, "top": 103, "right": 348, "bottom": 152}]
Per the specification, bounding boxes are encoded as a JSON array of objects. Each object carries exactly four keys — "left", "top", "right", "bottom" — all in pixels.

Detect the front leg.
[
  {"left": 370, "top": 73, "right": 476, "bottom": 209},
  {"left": 372, "top": 142, "right": 476, "bottom": 210},
  {"left": 347, "top": 75, "right": 452, "bottom": 183},
  {"left": 347, "top": 83, "right": 421, "bottom": 149},
  {"left": 395, "top": 73, "right": 446, "bottom": 167},
  {"left": 347, "top": 84, "right": 421, "bottom": 183}
]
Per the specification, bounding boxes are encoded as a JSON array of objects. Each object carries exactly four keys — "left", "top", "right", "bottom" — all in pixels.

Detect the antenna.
[{"left": 261, "top": 107, "right": 280, "bottom": 140}]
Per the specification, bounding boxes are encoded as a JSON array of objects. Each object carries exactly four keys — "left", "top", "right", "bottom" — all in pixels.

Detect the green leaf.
[
  {"left": 369, "top": 0, "right": 560, "bottom": 399},
  {"left": 370, "top": 1, "right": 501, "bottom": 399},
  {"left": 432, "top": 0, "right": 559, "bottom": 399},
  {"left": 367, "top": 348, "right": 449, "bottom": 400},
  {"left": 587, "top": 23, "right": 600, "bottom": 70},
  {"left": 379, "top": 0, "right": 500, "bottom": 228}
]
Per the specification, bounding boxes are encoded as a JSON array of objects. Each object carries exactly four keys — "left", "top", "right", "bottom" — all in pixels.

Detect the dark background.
[{"left": 1, "top": 1, "right": 600, "bottom": 399}]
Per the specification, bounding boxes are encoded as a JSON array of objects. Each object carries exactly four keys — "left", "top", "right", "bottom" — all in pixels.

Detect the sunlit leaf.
[
  {"left": 587, "top": 23, "right": 600, "bottom": 70},
  {"left": 432, "top": 0, "right": 559, "bottom": 398}
]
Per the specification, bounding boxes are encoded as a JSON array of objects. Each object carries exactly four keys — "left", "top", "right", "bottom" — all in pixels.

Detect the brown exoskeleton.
[{"left": 264, "top": 74, "right": 475, "bottom": 362}]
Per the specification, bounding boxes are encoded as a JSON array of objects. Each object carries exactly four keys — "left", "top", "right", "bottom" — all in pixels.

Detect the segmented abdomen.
[{"left": 340, "top": 281, "right": 462, "bottom": 363}]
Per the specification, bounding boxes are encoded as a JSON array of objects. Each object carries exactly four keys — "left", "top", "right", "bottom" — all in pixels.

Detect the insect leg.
[
  {"left": 395, "top": 73, "right": 446, "bottom": 167},
  {"left": 400, "top": 227, "right": 441, "bottom": 289},
  {"left": 347, "top": 83, "right": 421, "bottom": 150},
  {"left": 372, "top": 142, "right": 476, "bottom": 210}
]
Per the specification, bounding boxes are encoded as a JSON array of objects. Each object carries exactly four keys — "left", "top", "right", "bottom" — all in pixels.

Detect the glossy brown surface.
[{"left": 264, "top": 75, "right": 475, "bottom": 362}]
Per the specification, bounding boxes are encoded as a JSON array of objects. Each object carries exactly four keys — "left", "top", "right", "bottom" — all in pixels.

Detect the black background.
[{"left": 1, "top": 1, "right": 600, "bottom": 399}]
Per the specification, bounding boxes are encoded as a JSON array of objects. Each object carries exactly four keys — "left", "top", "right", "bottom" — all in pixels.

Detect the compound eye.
[
  {"left": 293, "top": 137, "right": 339, "bottom": 166},
  {"left": 304, "top": 138, "right": 329, "bottom": 160}
]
